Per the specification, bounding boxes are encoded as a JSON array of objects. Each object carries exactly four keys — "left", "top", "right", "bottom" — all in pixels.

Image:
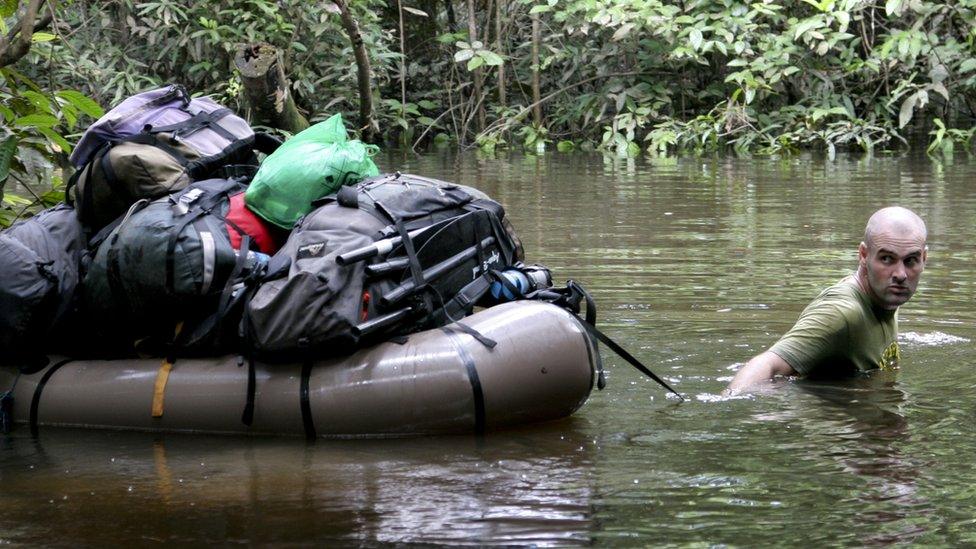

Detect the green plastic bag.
[{"left": 245, "top": 114, "right": 380, "bottom": 229}]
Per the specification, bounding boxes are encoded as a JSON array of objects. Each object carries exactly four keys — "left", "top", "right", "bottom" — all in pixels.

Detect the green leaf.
[
  {"left": 689, "top": 28, "right": 703, "bottom": 50},
  {"left": 55, "top": 90, "right": 104, "bottom": 119},
  {"left": 467, "top": 56, "right": 485, "bottom": 71},
  {"left": 417, "top": 100, "right": 438, "bottom": 110},
  {"left": 454, "top": 49, "right": 474, "bottom": 63},
  {"left": 480, "top": 51, "right": 504, "bottom": 66},
  {"left": 0, "top": 0, "right": 17, "bottom": 18},
  {"left": 835, "top": 11, "right": 850, "bottom": 31},
  {"left": 794, "top": 18, "right": 823, "bottom": 41},
  {"left": 0, "top": 135, "right": 18, "bottom": 185},
  {"left": 13, "top": 113, "right": 58, "bottom": 127},
  {"left": 21, "top": 90, "right": 53, "bottom": 114},
  {"left": 436, "top": 33, "right": 458, "bottom": 44},
  {"left": 36, "top": 126, "right": 72, "bottom": 154},
  {"left": 612, "top": 23, "right": 634, "bottom": 42},
  {"left": 885, "top": 0, "right": 901, "bottom": 16},
  {"left": 556, "top": 140, "right": 575, "bottom": 152},
  {"left": 528, "top": 4, "right": 550, "bottom": 14},
  {"left": 31, "top": 32, "right": 57, "bottom": 43},
  {"left": 898, "top": 92, "right": 917, "bottom": 128},
  {"left": 929, "top": 82, "right": 949, "bottom": 101},
  {"left": 959, "top": 59, "right": 976, "bottom": 74}
]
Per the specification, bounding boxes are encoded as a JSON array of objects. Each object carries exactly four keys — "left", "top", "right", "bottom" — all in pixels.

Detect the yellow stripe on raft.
[{"left": 151, "top": 359, "right": 174, "bottom": 418}]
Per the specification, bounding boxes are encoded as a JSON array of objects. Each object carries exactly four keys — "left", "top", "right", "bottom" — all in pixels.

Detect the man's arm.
[{"left": 725, "top": 351, "right": 798, "bottom": 394}]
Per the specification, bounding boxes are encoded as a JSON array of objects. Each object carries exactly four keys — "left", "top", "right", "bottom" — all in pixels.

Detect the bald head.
[
  {"left": 863, "top": 207, "right": 927, "bottom": 250},
  {"left": 856, "top": 206, "right": 927, "bottom": 310}
]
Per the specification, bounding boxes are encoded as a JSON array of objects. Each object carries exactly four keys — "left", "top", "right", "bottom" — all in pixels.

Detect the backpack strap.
[
  {"left": 163, "top": 185, "right": 240, "bottom": 294},
  {"left": 150, "top": 108, "right": 235, "bottom": 140},
  {"left": 393, "top": 217, "right": 434, "bottom": 316},
  {"left": 121, "top": 133, "right": 192, "bottom": 168}
]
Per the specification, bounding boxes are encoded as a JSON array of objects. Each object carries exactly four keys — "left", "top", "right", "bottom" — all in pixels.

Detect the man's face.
[{"left": 858, "top": 229, "right": 927, "bottom": 310}]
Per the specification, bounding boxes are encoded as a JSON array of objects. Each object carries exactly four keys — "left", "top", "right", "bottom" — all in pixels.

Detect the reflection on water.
[
  {"left": 3, "top": 151, "right": 976, "bottom": 544},
  {"left": 0, "top": 423, "right": 599, "bottom": 545}
]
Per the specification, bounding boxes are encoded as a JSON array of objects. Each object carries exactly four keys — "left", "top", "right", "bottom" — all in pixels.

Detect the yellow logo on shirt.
[{"left": 878, "top": 341, "right": 900, "bottom": 370}]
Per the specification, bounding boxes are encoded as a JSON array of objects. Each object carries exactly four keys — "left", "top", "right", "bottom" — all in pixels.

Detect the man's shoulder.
[{"left": 804, "top": 277, "right": 864, "bottom": 318}]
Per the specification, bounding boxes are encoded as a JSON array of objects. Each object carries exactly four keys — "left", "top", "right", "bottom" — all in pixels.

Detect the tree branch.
[
  {"left": 474, "top": 71, "right": 658, "bottom": 142},
  {"left": 0, "top": 0, "right": 46, "bottom": 68}
]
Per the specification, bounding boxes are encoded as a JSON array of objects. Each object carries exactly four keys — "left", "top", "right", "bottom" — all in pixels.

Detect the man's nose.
[{"left": 892, "top": 262, "right": 907, "bottom": 282}]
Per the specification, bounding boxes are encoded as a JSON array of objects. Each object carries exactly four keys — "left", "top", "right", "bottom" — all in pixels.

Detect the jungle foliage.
[{"left": 2, "top": 0, "right": 976, "bottom": 225}]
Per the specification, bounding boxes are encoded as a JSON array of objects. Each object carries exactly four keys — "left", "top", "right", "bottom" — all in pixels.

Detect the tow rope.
[{"left": 531, "top": 280, "right": 684, "bottom": 401}]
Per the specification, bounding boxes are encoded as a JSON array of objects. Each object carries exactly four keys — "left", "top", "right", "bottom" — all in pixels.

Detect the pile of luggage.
[{"left": 0, "top": 85, "right": 553, "bottom": 371}]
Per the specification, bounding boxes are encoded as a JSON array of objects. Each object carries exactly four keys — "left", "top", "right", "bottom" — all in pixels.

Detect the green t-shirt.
[{"left": 769, "top": 276, "right": 900, "bottom": 377}]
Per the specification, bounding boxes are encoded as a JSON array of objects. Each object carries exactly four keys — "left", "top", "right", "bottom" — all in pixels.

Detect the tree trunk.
[
  {"left": 334, "top": 0, "right": 378, "bottom": 140},
  {"left": 466, "top": 0, "right": 486, "bottom": 133},
  {"left": 0, "top": 0, "right": 47, "bottom": 68},
  {"left": 445, "top": 0, "right": 458, "bottom": 33},
  {"left": 531, "top": 13, "right": 542, "bottom": 126},
  {"left": 495, "top": 0, "right": 506, "bottom": 107},
  {"left": 234, "top": 43, "right": 309, "bottom": 133},
  {"left": 398, "top": 0, "right": 407, "bottom": 114}
]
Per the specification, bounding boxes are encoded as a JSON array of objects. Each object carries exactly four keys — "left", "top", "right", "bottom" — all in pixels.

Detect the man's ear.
[
  {"left": 858, "top": 241, "right": 868, "bottom": 266},
  {"left": 922, "top": 245, "right": 928, "bottom": 266}
]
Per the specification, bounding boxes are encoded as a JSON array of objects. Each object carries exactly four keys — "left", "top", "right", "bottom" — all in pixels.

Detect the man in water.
[{"left": 725, "top": 207, "right": 928, "bottom": 394}]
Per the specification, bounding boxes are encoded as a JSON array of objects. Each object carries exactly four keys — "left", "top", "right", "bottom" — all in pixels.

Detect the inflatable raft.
[{"left": 0, "top": 302, "right": 597, "bottom": 438}]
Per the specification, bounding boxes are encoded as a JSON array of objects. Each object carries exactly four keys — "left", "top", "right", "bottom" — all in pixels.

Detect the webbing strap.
[
  {"left": 0, "top": 372, "right": 19, "bottom": 434},
  {"left": 241, "top": 355, "right": 256, "bottom": 426},
  {"left": 444, "top": 322, "right": 497, "bottom": 349},
  {"left": 300, "top": 361, "right": 316, "bottom": 439},
  {"left": 121, "top": 133, "right": 191, "bottom": 167},
  {"left": 151, "top": 358, "right": 175, "bottom": 418},
  {"left": 150, "top": 108, "right": 234, "bottom": 140},
  {"left": 442, "top": 329, "right": 486, "bottom": 434},
  {"left": 441, "top": 274, "right": 492, "bottom": 322},
  {"left": 394, "top": 217, "right": 433, "bottom": 314},
  {"left": 579, "top": 321, "right": 680, "bottom": 399},
  {"left": 165, "top": 208, "right": 208, "bottom": 293},
  {"left": 29, "top": 358, "right": 74, "bottom": 437},
  {"left": 98, "top": 142, "right": 129, "bottom": 198},
  {"left": 185, "top": 137, "right": 255, "bottom": 180}
]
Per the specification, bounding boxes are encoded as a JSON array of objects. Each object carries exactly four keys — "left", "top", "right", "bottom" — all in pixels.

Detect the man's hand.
[{"left": 724, "top": 351, "right": 798, "bottom": 395}]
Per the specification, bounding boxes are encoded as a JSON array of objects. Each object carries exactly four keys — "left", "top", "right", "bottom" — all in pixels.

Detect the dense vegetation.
[{"left": 2, "top": 0, "right": 976, "bottom": 224}]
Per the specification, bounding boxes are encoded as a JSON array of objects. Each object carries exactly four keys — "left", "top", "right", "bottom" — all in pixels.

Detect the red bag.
[{"left": 225, "top": 192, "right": 286, "bottom": 254}]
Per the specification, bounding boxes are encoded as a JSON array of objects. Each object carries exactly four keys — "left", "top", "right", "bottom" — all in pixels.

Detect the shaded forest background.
[{"left": 2, "top": 0, "right": 976, "bottom": 222}]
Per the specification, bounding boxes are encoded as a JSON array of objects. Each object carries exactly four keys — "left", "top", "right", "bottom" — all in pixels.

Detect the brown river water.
[{"left": 2, "top": 150, "right": 975, "bottom": 545}]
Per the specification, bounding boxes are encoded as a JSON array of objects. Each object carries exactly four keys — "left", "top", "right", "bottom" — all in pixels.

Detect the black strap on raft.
[
  {"left": 531, "top": 281, "right": 683, "bottom": 400},
  {"left": 241, "top": 357, "right": 257, "bottom": 427},
  {"left": 300, "top": 361, "right": 316, "bottom": 439},
  {"left": 0, "top": 372, "right": 19, "bottom": 434},
  {"left": 443, "top": 321, "right": 497, "bottom": 349},
  {"left": 442, "top": 328, "right": 486, "bottom": 434},
  {"left": 29, "top": 358, "right": 74, "bottom": 437}
]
